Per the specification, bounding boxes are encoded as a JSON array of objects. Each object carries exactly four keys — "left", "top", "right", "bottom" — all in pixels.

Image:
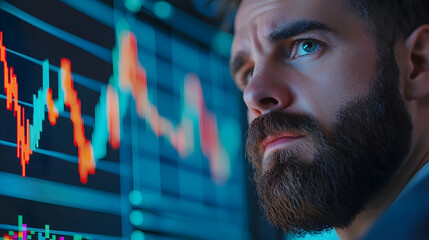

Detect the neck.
[{"left": 335, "top": 143, "right": 429, "bottom": 240}]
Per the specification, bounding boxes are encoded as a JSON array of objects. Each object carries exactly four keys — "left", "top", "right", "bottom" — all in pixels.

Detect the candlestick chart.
[
  {"left": 0, "top": 0, "right": 249, "bottom": 240},
  {"left": 1, "top": 26, "right": 230, "bottom": 184}
]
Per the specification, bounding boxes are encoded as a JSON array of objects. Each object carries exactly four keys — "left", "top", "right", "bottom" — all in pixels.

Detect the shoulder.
[{"left": 363, "top": 175, "right": 429, "bottom": 240}]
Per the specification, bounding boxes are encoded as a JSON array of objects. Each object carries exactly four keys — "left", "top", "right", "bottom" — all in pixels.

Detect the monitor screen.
[{"left": 0, "top": 0, "right": 248, "bottom": 239}]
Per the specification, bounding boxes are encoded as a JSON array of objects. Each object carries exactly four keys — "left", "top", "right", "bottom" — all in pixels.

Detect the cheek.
[
  {"left": 291, "top": 51, "right": 375, "bottom": 127},
  {"left": 310, "top": 50, "right": 374, "bottom": 97}
]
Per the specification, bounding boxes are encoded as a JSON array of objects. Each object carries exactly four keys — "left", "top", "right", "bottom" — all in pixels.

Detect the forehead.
[{"left": 232, "top": 0, "right": 363, "bottom": 52}]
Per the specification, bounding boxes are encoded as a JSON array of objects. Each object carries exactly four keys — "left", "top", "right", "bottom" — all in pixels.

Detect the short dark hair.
[
  {"left": 345, "top": 0, "right": 429, "bottom": 46},
  {"left": 230, "top": 0, "right": 429, "bottom": 45}
]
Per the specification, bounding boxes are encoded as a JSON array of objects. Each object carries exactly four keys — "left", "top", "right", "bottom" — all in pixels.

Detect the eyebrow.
[
  {"left": 230, "top": 20, "right": 336, "bottom": 79},
  {"left": 267, "top": 20, "right": 337, "bottom": 44}
]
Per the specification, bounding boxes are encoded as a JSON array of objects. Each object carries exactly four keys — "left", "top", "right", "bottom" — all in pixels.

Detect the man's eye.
[
  {"left": 237, "top": 68, "right": 253, "bottom": 90},
  {"left": 244, "top": 69, "right": 253, "bottom": 84},
  {"left": 290, "top": 39, "right": 323, "bottom": 59},
  {"left": 233, "top": 65, "right": 254, "bottom": 91}
]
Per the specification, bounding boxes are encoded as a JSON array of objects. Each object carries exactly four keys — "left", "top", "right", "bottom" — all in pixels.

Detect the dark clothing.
[{"left": 363, "top": 164, "right": 429, "bottom": 240}]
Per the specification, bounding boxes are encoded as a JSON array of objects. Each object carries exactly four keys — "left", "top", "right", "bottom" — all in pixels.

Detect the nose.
[{"left": 243, "top": 64, "right": 293, "bottom": 117}]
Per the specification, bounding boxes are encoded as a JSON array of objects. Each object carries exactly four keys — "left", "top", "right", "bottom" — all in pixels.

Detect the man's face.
[
  {"left": 231, "top": 0, "right": 413, "bottom": 234},
  {"left": 231, "top": 0, "right": 380, "bottom": 170}
]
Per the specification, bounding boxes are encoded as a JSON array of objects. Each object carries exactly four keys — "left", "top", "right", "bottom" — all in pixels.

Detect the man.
[{"left": 229, "top": 0, "right": 429, "bottom": 239}]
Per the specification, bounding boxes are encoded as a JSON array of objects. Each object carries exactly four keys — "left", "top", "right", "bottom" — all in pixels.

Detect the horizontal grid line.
[
  {"left": 0, "top": 171, "right": 121, "bottom": 215},
  {"left": 6, "top": 48, "right": 105, "bottom": 93},
  {"left": 0, "top": 139, "right": 122, "bottom": 176},
  {"left": 0, "top": 1, "right": 112, "bottom": 63},
  {"left": 0, "top": 93, "right": 95, "bottom": 127}
]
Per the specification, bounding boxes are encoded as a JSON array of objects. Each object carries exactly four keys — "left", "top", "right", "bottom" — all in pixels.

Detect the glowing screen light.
[
  {"left": 125, "top": 0, "right": 143, "bottom": 13},
  {"left": 0, "top": 0, "right": 249, "bottom": 239},
  {"left": 0, "top": 27, "right": 234, "bottom": 184},
  {"left": 153, "top": 1, "right": 173, "bottom": 19}
]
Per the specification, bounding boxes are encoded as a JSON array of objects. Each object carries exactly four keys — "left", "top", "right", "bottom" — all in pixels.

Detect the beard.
[{"left": 245, "top": 50, "right": 413, "bottom": 235}]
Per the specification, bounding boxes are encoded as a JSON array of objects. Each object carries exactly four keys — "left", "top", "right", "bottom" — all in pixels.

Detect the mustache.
[{"left": 245, "top": 111, "right": 323, "bottom": 169}]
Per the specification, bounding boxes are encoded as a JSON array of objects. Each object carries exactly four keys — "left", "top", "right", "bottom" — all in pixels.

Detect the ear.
[{"left": 404, "top": 25, "right": 429, "bottom": 100}]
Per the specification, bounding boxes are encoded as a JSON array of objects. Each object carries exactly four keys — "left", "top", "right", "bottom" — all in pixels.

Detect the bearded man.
[{"left": 229, "top": 0, "right": 429, "bottom": 239}]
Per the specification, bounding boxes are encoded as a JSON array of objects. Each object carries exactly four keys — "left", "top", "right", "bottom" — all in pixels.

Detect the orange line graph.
[
  {"left": 1, "top": 28, "right": 231, "bottom": 183},
  {"left": 1, "top": 32, "right": 32, "bottom": 177},
  {"left": 59, "top": 59, "right": 95, "bottom": 183}
]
